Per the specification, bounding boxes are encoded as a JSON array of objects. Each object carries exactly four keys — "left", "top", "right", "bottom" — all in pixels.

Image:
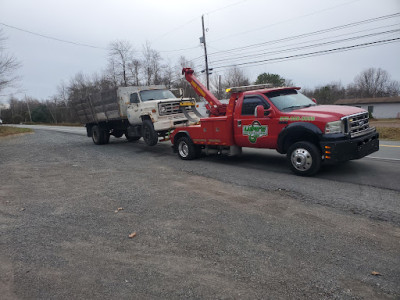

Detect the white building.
[{"left": 335, "top": 97, "right": 400, "bottom": 119}]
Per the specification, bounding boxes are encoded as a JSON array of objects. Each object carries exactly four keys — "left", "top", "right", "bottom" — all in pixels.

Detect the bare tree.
[
  {"left": 142, "top": 41, "right": 162, "bottom": 85},
  {"left": 108, "top": 40, "right": 135, "bottom": 87},
  {"left": 128, "top": 59, "right": 141, "bottom": 86},
  {"left": 223, "top": 67, "right": 250, "bottom": 88},
  {"left": 348, "top": 67, "right": 400, "bottom": 98},
  {"left": 303, "top": 82, "right": 346, "bottom": 104},
  {"left": 0, "top": 29, "right": 20, "bottom": 94}
]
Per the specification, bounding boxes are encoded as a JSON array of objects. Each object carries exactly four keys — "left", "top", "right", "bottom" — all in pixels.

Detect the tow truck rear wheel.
[
  {"left": 177, "top": 136, "right": 198, "bottom": 160},
  {"left": 142, "top": 119, "right": 158, "bottom": 146},
  {"left": 287, "top": 141, "right": 321, "bottom": 176}
]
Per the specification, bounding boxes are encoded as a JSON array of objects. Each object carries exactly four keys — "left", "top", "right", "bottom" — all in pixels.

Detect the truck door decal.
[{"left": 243, "top": 121, "right": 268, "bottom": 143}]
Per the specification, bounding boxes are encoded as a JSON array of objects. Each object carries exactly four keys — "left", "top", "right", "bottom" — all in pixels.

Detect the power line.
[
  {"left": 208, "top": 12, "right": 400, "bottom": 56},
  {"left": 188, "top": 13, "right": 400, "bottom": 64},
  {"left": 152, "top": 0, "right": 249, "bottom": 47},
  {"left": 0, "top": 22, "right": 107, "bottom": 50},
  {"left": 212, "top": 37, "right": 400, "bottom": 70},
  {"left": 210, "top": 29, "right": 400, "bottom": 66},
  {"left": 206, "top": 23, "right": 400, "bottom": 63},
  {"left": 209, "top": 0, "right": 362, "bottom": 43}
]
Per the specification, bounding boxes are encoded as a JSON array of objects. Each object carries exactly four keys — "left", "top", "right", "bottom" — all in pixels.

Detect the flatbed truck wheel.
[
  {"left": 92, "top": 125, "right": 104, "bottom": 145},
  {"left": 287, "top": 141, "right": 321, "bottom": 176},
  {"left": 142, "top": 119, "right": 158, "bottom": 146},
  {"left": 177, "top": 136, "right": 198, "bottom": 160}
]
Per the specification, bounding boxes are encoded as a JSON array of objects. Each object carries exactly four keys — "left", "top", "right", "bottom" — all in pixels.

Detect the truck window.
[
  {"left": 264, "top": 90, "right": 315, "bottom": 111},
  {"left": 139, "top": 90, "right": 176, "bottom": 102},
  {"left": 130, "top": 93, "right": 139, "bottom": 103},
  {"left": 241, "top": 96, "right": 269, "bottom": 115}
]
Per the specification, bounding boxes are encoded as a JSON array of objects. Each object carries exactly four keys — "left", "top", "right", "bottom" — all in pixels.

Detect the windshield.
[
  {"left": 264, "top": 90, "right": 316, "bottom": 111},
  {"left": 140, "top": 89, "right": 176, "bottom": 102}
]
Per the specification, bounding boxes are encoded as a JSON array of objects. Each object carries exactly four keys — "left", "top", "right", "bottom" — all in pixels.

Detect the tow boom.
[{"left": 182, "top": 68, "right": 227, "bottom": 116}]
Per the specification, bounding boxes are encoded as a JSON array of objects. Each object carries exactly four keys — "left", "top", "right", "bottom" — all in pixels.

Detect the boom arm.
[{"left": 182, "top": 68, "right": 226, "bottom": 116}]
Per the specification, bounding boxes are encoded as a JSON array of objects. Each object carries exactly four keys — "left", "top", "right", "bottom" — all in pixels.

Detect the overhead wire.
[
  {"left": 0, "top": 22, "right": 107, "bottom": 50},
  {"left": 210, "top": 29, "right": 400, "bottom": 66},
  {"left": 187, "top": 13, "right": 400, "bottom": 64},
  {"left": 209, "top": 0, "right": 362, "bottom": 43},
  {"left": 211, "top": 37, "right": 400, "bottom": 70},
  {"left": 205, "top": 23, "right": 400, "bottom": 63}
]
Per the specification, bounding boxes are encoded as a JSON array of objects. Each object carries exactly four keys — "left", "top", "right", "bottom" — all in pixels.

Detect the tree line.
[{"left": 1, "top": 35, "right": 399, "bottom": 124}]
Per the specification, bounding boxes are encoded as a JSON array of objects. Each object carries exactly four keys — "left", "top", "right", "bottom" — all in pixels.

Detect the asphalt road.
[{"left": 1, "top": 127, "right": 399, "bottom": 299}]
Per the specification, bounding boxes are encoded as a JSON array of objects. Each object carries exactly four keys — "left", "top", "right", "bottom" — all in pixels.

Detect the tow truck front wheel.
[
  {"left": 287, "top": 141, "right": 321, "bottom": 176},
  {"left": 177, "top": 136, "right": 199, "bottom": 160}
]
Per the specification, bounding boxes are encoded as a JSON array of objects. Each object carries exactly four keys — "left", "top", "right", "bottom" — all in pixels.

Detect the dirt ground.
[{"left": 1, "top": 130, "right": 399, "bottom": 299}]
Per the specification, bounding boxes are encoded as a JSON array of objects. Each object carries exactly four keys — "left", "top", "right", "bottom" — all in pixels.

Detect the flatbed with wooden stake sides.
[{"left": 170, "top": 68, "right": 379, "bottom": 176}]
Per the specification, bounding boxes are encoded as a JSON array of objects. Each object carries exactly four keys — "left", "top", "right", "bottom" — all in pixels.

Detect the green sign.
[{"left": 243, "top": 121, "right": 268, "bottom": 143}]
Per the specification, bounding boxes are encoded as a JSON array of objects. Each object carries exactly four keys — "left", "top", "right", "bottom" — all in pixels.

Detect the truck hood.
[{"left": 286, "top": 105, "right": 366, "bottom": 119}]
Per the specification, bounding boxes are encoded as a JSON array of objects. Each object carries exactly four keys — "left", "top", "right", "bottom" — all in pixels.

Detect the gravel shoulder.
[{"left": 0, "top": 131, "right": 399, "bottom": 299}]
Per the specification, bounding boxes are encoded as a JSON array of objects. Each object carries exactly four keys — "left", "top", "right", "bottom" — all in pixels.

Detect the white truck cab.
[{"left": 117, "top": 86, "right": 193, "bottom": 145}]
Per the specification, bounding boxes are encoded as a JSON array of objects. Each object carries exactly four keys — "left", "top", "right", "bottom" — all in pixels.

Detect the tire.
[
  {"left": 113, "top": 130, "right": 123, "bottom": 138},
  {"left": 125, "top": 134, "right": 140, "bottom": 142},
  {"left": 287, "top": 141, "right": 321, "bottom": 176},
  {"left": 92, "top": 125, "right": 104, "bottom": 145},
  {"left": 142, "top": 119, "right": 158, "bottom": 146},
  {"left": 176, "top": 136, "right": 198, "bottom": 160},
  {"left": 103, "top": 130, "right": 110, "bottom": 144}
]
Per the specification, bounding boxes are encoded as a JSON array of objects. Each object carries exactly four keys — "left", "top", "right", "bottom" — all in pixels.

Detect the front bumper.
[
  {"left": 320, "top": 130, "right": 379, "bottom": 162},
  {"left": 153, "top": 114, "right": 189, "bottom": 131}
]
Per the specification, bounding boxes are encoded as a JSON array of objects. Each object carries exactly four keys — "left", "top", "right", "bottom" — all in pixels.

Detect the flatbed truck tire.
[
  {"left": 142, "top": 119, "right": 158, "bottom": 146},
  {"left": 287, "top": 141, "right": 321, "bottom": 176},
  {"left": 92, "top": 125, "right": 110, "bottom": 145},
  {"left": 92, "top": 125, "right": 104, "bottom": 145}
]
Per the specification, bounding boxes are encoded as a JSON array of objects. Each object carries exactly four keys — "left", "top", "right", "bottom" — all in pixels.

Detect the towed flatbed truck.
[
  {"left": 171, "top": 68, "right": 379, "bottom": 176},
  {"left": 72, "top": 85, "right": 200, "bottom": 146}
]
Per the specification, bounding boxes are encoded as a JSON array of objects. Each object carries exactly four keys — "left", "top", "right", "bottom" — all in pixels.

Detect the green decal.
[{"left": 243, "top": 121, "right": 268, "bottom": 143}]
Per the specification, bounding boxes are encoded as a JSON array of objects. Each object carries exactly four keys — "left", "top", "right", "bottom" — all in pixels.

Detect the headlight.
[
  {"left": 325, "top": 120, "right": 343, "bottom": 134},
  {"left": 159, "top": 106, "right": 166, "bottom": 113}
]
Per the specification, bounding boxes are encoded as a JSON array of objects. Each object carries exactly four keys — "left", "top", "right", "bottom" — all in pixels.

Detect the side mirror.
[
  {"left": 312, "top": 98, "right": 317, "bottom": 104},
  {"left": 255, "top": 105, "right": 265, "bottom": 118},
  {"left": 254, "top": 105, "right": 274, "bottom": 118}
]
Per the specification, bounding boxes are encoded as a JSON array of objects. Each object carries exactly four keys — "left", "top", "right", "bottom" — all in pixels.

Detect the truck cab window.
[
  {"left": 130, "top": 93, "right": 139, "bottom": 103},
  {"left": 241, "top": 96, "right": 269, "bottom": 115}
]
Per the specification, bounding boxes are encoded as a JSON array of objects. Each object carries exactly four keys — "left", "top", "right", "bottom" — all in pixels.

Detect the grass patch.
[
  {"left": 0, "top": 126, "right": 34, "bottom": 137},
  {"left": 376, "top": 127, "right": 400, "bottom": 141},
  {"left": 23, "top": 122, "right": 82, "bottom": 127}
]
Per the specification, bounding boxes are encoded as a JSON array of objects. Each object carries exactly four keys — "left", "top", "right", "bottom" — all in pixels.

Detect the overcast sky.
[{"left": 0, "top": 0, "right": 399, "bottom": 104}]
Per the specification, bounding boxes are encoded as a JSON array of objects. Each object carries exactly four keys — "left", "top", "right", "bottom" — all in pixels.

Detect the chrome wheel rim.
[
  {"left": 178, "top": 141, "right": 189, "bottom": 158},
  {"left": 291, "top": 148, "right": 312, "bottom": 171}
]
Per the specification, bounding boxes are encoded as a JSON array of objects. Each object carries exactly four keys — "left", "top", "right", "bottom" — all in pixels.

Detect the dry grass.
[
  {"left": 375, "top": 127, "right": 400, "bottom": 141},
  {"left": 0, "top": 126, "right": 33, "bottom": 137},
  {"left": 23, "top": 122, "right": 82, "bottom": 127}
]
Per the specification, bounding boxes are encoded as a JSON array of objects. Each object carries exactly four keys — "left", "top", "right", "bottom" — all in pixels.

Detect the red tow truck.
[{"left": 171, "top": 68, "right": 379, "bottom": 176}]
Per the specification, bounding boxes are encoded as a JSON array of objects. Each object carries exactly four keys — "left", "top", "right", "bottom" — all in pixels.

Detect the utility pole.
[
  {"left": 218, "top": 75, "right": 222, "bottom": 98},
  {"left": 201, "top": 15, "right": 210, "bottom": 90}
]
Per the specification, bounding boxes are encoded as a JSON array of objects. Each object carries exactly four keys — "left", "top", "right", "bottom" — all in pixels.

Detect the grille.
[
  {"left": 158, "top": 102, "right": 181, "bottom": 116},
  {"left": 343, "top": 112, "right": 371, "bottom": 138}
]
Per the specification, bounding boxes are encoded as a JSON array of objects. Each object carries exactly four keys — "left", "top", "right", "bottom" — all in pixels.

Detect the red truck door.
[{"left": 233, "top": 95, "right": 279, "bottom": 148}]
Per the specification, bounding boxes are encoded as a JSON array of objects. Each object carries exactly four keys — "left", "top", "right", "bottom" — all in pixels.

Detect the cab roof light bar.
[{"left": 226, "top": 83, "right": 273, "bottom": 93}]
